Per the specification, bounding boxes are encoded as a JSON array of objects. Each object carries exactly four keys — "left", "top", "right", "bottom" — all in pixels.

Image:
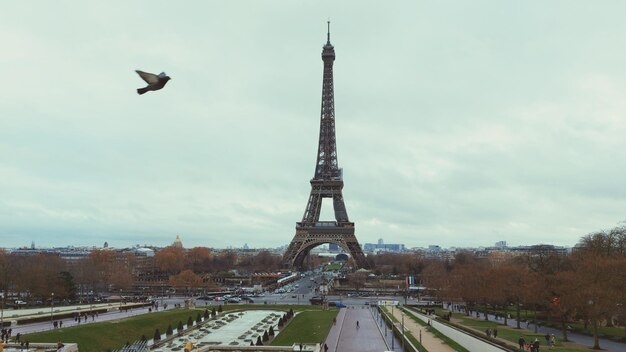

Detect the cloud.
[{"left": 1, "top": 1, "right": 625, "bottom": 249}]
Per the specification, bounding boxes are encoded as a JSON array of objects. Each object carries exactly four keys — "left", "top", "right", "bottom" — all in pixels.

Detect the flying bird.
[{"left": 135, "top": 70, "right": 171, "bottom": 95}]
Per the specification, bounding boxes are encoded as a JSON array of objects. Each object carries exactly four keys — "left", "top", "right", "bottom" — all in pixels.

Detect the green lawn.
[
  {"left": 271, "top": 310, "right": 338, "bottom": 346},
  {"left": 24, "top": 308, "right": 206, "bottom": 351},
  {"left": 491, "top": 307, "right": 626, "bottom": 338},
  {"left": 323, "top": 262, "right": 343, "bottom": 271},
  {"left": 452, "top": 313, "right": 589, "bottom": 352}
]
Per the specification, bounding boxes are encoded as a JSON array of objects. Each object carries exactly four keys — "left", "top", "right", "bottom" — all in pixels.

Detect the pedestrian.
[
  {"left": 332, "top": 317, "right": 336, "bottom": 326},
  {"left": 26, "top": 341, "right": 29, "bottom": 350},
  {"left": 59, "top": 321, "right": 63, "bottom": 328},
  {"left": 518, "top": 336, "right": 525, "bottom": 350},
  {"left": 324, "top": 343, "right": 328, "bottom": 352},
  {"left": 532, "top": 338, "right": 540, "bottom": 352},
  {"left": 299, "top": 342, "right": 303, "bottom": 351},
  {"left": 486, "top": 328, "right": 491, "bottom": 338},
  {"left": 550, "top": 334, "right": 556, "bottom": 349},
  {"left": 545, "top": 333, "right": 550, "bottom": 346},
  {"left": 493, "top": 327, "right": 498, "bottom": 338},
  {"left": 356, "top": 320, "right": 359, "bottom": 330}
]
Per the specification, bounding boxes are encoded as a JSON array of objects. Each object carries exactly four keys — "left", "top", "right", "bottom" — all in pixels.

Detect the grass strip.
[
  {"left": 270, "top": 310, "right": 338, "bottom": 346},
  {"left": 401, "top": 307, "right": 469, "bottom": 352},
  {"left": 380, "top": 306, "right": 426, "bottom": 352}
]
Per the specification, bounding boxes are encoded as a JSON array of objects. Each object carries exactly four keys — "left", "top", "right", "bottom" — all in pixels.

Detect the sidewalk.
[{"left": 324, "top": 307, "right": 390, "bottom": 352}]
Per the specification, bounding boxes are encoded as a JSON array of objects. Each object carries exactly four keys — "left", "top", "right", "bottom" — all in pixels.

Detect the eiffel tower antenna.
[
  {"left": 327, "top": 20, "right": 331, "bottom": 44},
  {"left": 283, "top": 24, "right": 368, "bottom": 270}
]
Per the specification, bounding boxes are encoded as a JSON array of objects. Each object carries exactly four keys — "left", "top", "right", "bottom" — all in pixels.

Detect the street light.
[
  {"left": 50, "top": 292, "right": 54, "bottom": 324},
  {"left": 401, "top": 311, "right": 405, "bottom": 350},
  {"left": 1, "top": 293, "right": 4, "bottom": 328}
]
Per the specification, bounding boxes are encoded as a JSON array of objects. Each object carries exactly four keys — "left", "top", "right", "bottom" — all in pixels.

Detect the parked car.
[{"left": 227, "top": 298, "right": 240, "bottom": 303}]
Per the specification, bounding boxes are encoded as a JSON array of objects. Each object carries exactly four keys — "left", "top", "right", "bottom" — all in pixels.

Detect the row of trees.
[
  {"left": 421, "top": 226, "right": 626, "bottom": 349},
  {"left": 0, "top": 248, "right": 285, "bottom": 304}
]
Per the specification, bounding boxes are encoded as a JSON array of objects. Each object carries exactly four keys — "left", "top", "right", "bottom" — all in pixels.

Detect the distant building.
[
  {"left": 172, "top": 234, "right": 183, "bottom": 248},
  {"left": 377, "top": 238, "right": 384, "bottom": 245},
  {"left": 363, "top": 241, "right": 405, "bottom": 252},
  {"left": 495, "top": 241, "right": 507, "bottom": 248},
  {"left": 428, "top": 245, "right": 441, "bottom": 252},
  {"left": 328, "top": 243, "right": 339, "bottom": 252},
  {"left": 243, "top": 243, "right": 249, "bottom": 250}
]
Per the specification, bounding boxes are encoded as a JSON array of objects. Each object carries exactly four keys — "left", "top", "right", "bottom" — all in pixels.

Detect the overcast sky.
[{"left": 1, "top": 1, "right": 625, "bottom": 249}]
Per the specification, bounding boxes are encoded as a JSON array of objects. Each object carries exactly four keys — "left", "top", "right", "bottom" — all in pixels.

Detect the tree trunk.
[
  {"left": 592, "top": 319, "right": 600, "bottom": 349},
  {"left": 534, "top": 309, "right": 538, "bottom": 333},
  {"left": 561, "top": 319, "right": 569, "bottom": 342},
  {"left": 516, "top": 302, "right": 521, "bottom": 329},
  {"left": 484, "top": 301, "right": 489, "bottom": 321}
]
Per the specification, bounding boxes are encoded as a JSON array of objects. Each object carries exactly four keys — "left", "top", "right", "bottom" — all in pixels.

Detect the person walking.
[
  {"left": 356, "top": 320, "right": 360, "bottom": 330},
  {"left": 324, "top": 343, "right": 328, "bottom": 352},
  {"left": 493, "top": 327, "right": 498, "bottom": 338},
  {"left": 518, "top": 336, "right": 525, "bottom": 350},
  {"left": 550, "top": 334, "right": 556, "bottom": 349}
]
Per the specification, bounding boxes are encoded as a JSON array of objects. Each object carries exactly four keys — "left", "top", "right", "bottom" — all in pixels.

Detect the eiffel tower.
[{"left": 283, "top": 23, "right": 368, "bottom": 270}]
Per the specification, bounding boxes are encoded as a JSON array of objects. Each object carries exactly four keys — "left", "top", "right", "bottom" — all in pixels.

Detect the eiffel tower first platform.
[{"left": 283, "top": 24, "right": 368, "bottom": 270}]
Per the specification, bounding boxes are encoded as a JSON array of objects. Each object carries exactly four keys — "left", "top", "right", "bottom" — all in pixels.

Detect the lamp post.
[
  {"left": 50, "top": 292, "right": 54, "bottom": 324},
  {"left": 1, "top": 293, "right": 4, "bottom": 328},
  {"left": 401, "top": 311, "right": 405, "bottom": 350}
]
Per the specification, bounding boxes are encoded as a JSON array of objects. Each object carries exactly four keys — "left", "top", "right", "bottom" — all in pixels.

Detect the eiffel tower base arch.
[{"left": 283, "top": 226, "right": 368, "bottom": 270}]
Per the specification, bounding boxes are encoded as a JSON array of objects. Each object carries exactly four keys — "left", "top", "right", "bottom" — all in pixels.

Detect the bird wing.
[{"left": 136, "top": 70, "right": 159, "bottom": 84}]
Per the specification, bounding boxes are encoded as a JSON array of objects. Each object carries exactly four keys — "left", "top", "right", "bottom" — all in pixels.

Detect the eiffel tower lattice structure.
[{"left": 283, "top": 23, "right": 368, "bottom": 270}]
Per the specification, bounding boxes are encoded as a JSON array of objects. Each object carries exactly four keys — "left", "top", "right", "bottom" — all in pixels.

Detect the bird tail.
[{"left": 137, "top": 87, "right": 149, "bottom": 95}]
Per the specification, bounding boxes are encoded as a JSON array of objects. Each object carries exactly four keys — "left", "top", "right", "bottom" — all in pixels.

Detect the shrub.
[
  {"left": 187, "top": 316, "right": 193, "bottom": 327},
  {"left": 166, "top": 324, "right": 173, "bottom": 336},
  {"left": 154, "top": 328, "right": 161, "bottom": 341},
  {"left": 204, "top": 309, "right": 210, "bottom": 319},
  {"left": 263, "top": 330, "right": 269, "bottom": 342},
  {"left": 256, "top": 336, "right": 263, "bottom": 346},
  {"left": 217, "top": 305, "right": 223, "bottom": 313},
  {"left": 177, "top": 321, "right": 184, "bottom": 332},
  {"left": 269, "top": 326, "right": 275, "bottom": 336},
  {"left": 196, "top": 313, "right": 202, "bottom": 323}
]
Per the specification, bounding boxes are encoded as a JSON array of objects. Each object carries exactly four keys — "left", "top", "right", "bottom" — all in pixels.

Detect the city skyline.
[{"left": 2, "top": 2, "right": 626, "bottom": 249}]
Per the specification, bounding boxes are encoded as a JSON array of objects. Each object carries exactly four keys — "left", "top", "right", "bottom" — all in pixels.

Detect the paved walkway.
[
  {"left": 386, "top": 307, "right": 455, "bottom": 352},
  {"left": 324, "top": 307, "right": 391, "bottom": 352}
]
